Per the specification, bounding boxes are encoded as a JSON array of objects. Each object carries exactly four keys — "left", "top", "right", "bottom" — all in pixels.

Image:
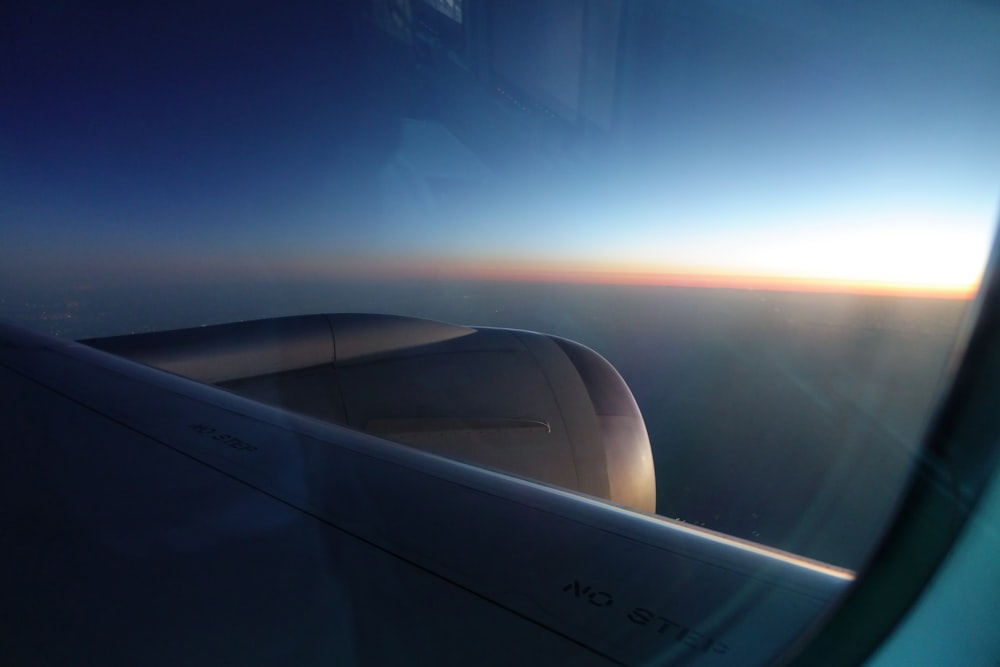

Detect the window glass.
[{"left": 2, "top": 0, "right": 998, "bottom": 577}]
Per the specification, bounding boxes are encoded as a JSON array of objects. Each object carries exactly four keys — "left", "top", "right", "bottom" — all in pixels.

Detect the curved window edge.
[{"left": 783, "top": 222, "right": 1000, "bottom": 665}]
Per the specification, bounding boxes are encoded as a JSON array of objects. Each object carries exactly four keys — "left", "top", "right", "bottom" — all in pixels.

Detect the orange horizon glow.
[
  {"left": 415, "top": 265, "right": 979, "bottom": 299},
  {"left": 265, "top": 255, "right": 981, "bottom": 299},
  {"left": 64, "top": 252, "right": 981, "bottom": 300}
]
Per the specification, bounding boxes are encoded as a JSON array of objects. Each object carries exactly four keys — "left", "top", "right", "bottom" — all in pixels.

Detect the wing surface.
[{"left": 0, "top": 322, "right": 851, "bottom": 665}]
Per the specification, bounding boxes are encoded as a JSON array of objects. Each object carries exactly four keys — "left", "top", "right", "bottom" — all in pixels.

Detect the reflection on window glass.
[{"left": 2, "top": 0, "right": 998, "bottom": 580}]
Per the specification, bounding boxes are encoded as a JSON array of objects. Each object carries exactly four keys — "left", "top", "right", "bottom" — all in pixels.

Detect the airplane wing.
[{"left": 0, "top": 319, "right": 851, "bottom": 666}]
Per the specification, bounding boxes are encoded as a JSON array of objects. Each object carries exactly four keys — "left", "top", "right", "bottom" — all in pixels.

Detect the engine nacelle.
[{"left": 85, "top": 314, "right": 655, "bottom": 512}]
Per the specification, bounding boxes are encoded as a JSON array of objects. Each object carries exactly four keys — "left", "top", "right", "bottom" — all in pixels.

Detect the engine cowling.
[{"left": 85, "top": 314, "right": 656, "bottom": 513}]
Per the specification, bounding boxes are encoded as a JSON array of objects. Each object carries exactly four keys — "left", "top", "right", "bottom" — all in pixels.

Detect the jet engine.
[{"left": 85, "top": 314, "right": 655, "bottom": 512}]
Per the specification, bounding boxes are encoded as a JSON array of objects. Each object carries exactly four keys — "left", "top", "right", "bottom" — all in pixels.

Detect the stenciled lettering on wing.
[
  {"left": 562, "top": 580, "right": 730, "bottom": 655},
  {"left": 187, "top": 423, "right": 259, "bottom": 453}
]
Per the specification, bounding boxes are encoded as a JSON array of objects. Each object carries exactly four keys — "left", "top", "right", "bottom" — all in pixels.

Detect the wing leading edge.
[{"left": 0, "top": 321, "right": 851, "bottom": 666}]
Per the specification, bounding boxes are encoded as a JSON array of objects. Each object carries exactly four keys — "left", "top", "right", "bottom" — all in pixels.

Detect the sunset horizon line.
[
  {"left": 423, "top": 266, "right": 977, "bottom": 299},
  {"left": 27, "top": 254, "right": 978, "bottom": 301},
  {"left": 283, "top": 256, "right": 979, "bottom": 299},
  {"left": 264, "top": 257, "right": 981, "bottom": 299}
]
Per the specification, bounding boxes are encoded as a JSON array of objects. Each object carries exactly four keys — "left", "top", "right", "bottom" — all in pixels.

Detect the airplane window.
[{"left": 2, "top": 1, "right": 998, "bottom": 665}]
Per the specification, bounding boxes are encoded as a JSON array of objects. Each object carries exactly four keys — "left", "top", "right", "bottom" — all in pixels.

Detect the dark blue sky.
[
  {"left": 4, "top": 3, "right": 382, "bottom": 249},
  {"left": 3, "top": 1, "right": 999, "bottom": 299}
]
